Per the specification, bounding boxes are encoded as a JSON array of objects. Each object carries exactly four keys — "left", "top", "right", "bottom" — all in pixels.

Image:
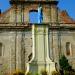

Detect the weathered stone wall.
[
  {"left": 0, "top": 30, "right": 32, "bottom": 74},
  {"left": 49, "top": 29, "right": 75, "bottom": 70},
  {"left": 1, "top": 0, "right": 75, "bottom": 73},
  {"left": 9, "top": 4, "right": 58, "bottom": 24}
]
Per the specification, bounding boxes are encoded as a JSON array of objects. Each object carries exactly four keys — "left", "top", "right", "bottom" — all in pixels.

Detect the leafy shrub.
[
  {"left": 64, "top": 70, "right": 75, "bottom": 75},
  {"left": 59, "top": 55, "right": 72, "bottom": 71},
  {"left": 70, "top": 71, "right": 75, "bottom": 75},
  {"left": 52, "top": 71, "right": 60, "bottom": 75},
  {"left": 64, "top": 71, "right": 70, "bottom": 75},
  {"left": 26, "top": 72, "right": 32, "bottom": 75},
  {"left": 35, "top": 72, "right": 40, "bottom": 75},
  {"left": 41, "top": 70, "right": 48, "bottom": 75},
  {"left": 13, "top": 70, "right": 24, "bottom": 75}
]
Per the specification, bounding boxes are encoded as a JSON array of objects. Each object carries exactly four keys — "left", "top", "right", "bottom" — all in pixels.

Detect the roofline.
[
  {"left": 10, "top": 1, "right": 58, "bottom": 5},
  {"left": 0, "top": 6, "right": 13, "bottom": 17},
  {"left": 60, "top": 10, "right": 75, "bottom": 23}
]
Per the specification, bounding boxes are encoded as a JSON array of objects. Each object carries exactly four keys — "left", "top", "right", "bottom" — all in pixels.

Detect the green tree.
[{"left": 59, "top": 55, "right": 71, "bottom": 71}]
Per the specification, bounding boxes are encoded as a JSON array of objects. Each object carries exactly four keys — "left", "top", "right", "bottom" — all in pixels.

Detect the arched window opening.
[
  {"left": 66, "top": 42, "right": 71, "bottom": 56},
  {"left": 29, "top": 10, "right": 38, "bottom": 23},
  {"left": 0, "top": 43, "right": 2, "bottom": 56}
]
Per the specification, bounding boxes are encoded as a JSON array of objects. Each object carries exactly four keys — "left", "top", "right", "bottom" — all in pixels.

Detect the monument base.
[
  {"left": 26, "top": 25, "right": 56, "bottom": 75},
  {"left": 26, "top": 58, "right": 56, "bottom": 75}
]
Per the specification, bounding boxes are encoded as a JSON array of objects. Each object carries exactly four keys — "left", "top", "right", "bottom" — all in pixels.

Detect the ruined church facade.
[{"left": 0, "top": 0, "right": 75, "bottom": 74}]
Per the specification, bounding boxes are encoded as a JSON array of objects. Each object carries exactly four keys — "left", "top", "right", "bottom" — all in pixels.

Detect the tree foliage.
[{"left": 59, "top": 55, "right": 71, "bottom": 71}]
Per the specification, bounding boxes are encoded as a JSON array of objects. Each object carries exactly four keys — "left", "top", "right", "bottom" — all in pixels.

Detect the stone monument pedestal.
[{"left": 26, "top": 24, "right": 56, "bottom": 75}]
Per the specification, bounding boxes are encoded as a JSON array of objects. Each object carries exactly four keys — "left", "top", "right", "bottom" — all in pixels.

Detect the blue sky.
[{"left": 0, "top": 0, "right": 75, "bottom": 20}]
